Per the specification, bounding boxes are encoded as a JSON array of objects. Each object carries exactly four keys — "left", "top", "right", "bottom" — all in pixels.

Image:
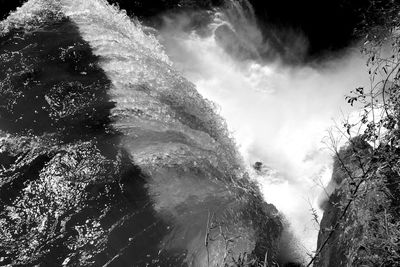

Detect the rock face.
[
  {"left": 0, "top": 1, "right": 283, "bottom": 266},
  {"left": 315, "top": 138, "right": 400, "bottom": 267}
]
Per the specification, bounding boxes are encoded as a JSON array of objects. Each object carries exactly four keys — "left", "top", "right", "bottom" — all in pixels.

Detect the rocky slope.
[{"left": 315, "top": 137, "right": 400, "bottom": 266}]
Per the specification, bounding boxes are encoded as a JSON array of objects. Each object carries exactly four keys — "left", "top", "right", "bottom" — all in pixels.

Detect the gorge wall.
[{"left": 315, "top": 138, "right": 400, "bottom": 266}]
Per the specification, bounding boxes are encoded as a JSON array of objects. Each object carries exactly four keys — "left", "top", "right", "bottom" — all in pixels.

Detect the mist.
[{"left": 155, "top": 3, "right": 370, "bottom": 259}]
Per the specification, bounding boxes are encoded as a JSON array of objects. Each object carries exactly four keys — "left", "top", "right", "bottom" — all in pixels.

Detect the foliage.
[{"left": 309, "top": 1, "right": 400, "bottom": 266}]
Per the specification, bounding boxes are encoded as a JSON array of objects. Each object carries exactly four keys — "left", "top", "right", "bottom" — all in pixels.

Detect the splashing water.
[
  {"left": 0, "top": 0, "right": 373, "bottom": 264},
  {"left": 0, "top": 0, "right": 287, "bottom": 266},
  {"left": 158, "top": 0, "right": 370, "bottom": 256}
]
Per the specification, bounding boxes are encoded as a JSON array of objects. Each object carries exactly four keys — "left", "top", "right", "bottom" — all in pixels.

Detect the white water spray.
[{"left": 158, "top": 1, "right": 370, "bottom": 258}]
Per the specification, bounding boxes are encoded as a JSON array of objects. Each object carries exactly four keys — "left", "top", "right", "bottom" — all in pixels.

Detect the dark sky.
[
  {"left": 248, "top": 0, "right": 373, "bottom": 59},
  {"left": 0, "top": 0, "right": 26, "bottom": 20},
  {"left": 1, "top": 0, "right": 376, "bottom": 59}
]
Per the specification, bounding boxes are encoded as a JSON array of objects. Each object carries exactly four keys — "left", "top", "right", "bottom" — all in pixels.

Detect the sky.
[{"left": 246, "top": 0, "right": 371, "bottom": 59}]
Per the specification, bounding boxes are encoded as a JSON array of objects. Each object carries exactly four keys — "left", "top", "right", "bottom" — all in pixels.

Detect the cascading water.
[
  {"left": 0, "top": 0, "right": 373, "bottom": 266},
  {"left": 157, "top": 0, "right": 370, "bottom": 259},
  {"left": 0, "top": 0, "right": 285, "bottom": 266}
]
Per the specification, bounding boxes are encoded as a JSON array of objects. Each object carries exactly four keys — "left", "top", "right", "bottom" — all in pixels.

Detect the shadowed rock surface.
[{"left": 315, "top": 138, "right": 400, "bottom": 267}]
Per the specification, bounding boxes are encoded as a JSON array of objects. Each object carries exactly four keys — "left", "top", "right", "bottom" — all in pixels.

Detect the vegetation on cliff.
[{"left": 313, "top": 1, "right": 400, "bottom": 266}]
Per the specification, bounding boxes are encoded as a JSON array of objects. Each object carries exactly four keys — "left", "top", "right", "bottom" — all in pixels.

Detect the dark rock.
[{"left": 315, "top": 139, "right": 400, "bottom": 266}]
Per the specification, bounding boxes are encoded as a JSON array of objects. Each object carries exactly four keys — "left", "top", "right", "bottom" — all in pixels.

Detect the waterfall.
[
  {"left": 0, "top": 0, "right": 287, "bottom": 266},
  {"left": 157, "top": 0, "right": 370, "bottom": 258},
  {"left": 0, "top": 0, "right": 374, "bottom": 265}
]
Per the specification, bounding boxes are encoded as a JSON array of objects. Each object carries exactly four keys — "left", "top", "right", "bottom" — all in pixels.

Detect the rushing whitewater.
[
  {"left": 0, "top": 0, "right": 286, "bottom": 266},
  {"left": 156, "top": 0, "right": 370, "bottom": 258}
]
